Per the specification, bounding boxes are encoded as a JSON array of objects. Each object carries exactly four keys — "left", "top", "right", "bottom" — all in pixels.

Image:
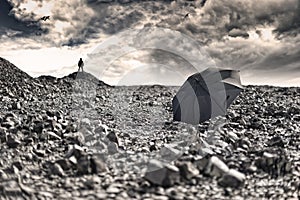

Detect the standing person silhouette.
[{"left": 78, "top": 58, "right": 84, "bottom": 72}]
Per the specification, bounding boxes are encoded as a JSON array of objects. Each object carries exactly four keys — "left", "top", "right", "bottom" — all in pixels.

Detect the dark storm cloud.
[
  {"left": 1, "top": 0, "right": 299, "bottom": 86},
  {"left": 87, "top": 9, "right": 145, "bottom": 35},
  {"left": 3, "top": 0, "right": 299, "bottom": 46},
  {"left": 0, "top": 0, "right": 42, "bottom": 37},
  {"left": 253, "top": 47, "right": 300, "bottom": 72},
  {"left": 273, "top": 0, "right": 300, "bottom": 37},
  {"left": 193, "top": 0, "right": 299, "bottom": 42},
  {"left": 81, "top": 0, "right": 300, "bottom": 86}
]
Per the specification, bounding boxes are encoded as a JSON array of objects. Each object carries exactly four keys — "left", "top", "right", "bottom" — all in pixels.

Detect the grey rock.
[
  {"left": 65, "top": 144, "right": 85, "bottom": 160},
  {"left": 33, "top": 122, "right": 44, "bottom": 134},
  {"left": 4, "top": 112, "right": 18, "bottom": 120},
  {"left": 50, "top": 163, "right": 65, "bottom": 177},
  {"left": 69, "top": 156, "right": 77, "bottom": 165},
  {"left": 12, "top": 102, "right": 21, "bottom": 110},
  {"left": 268, "top": 135, "right": 284, "bottom": 147},
  {"left": 144, "top": 159, "right": 180, "bottom": 187},
  {"left": 194, "top": 156, "right": 210, "bottom": 171},
  {"left": 106, "top": 131, "right": 119, "bottom": 146},
  {"left": 177, "top": 162, "right": 199, "bottom": 180},
  {"left": 107, "top": 142, "right": 118, "bottom": 154},
  {"left": 38, "top": 191, "right": 54, "bottom": 198},
  {"left": 3, "top": 186, "right": 23, "bottom": 196},
  {"left": 0, "top": 169, "right": 8, "bottom": 179},
  {"left": 205, "top": 156, "right": 229, "bottom": 177},
  {"left": 7, "top": 137, "right": 21, "bottom": 148},
  {"left": 47, "top": 131, "right": 61, "bottom": 140},
  {"left": 218, "top": 169, "right": 246, "bottom": 188},
  {"left": 159, "top": 144, "right": 182, "bottom": 162},
  {"left": 95, "top": 124, "right": 109, "bottom": 135},
  {"left": 93, "top": 141, "right": 107, "bottom": 151},
  {"left": 77, "top": 156, "right": 91, "bottom": 175},
  {"left": 33, "top": 149, "right": 45, "bottom": 157},
  {"left": 227, "top": 131, "right": 239, "bottom": 141},
  {"left": 2, "top": 120, "right": 15, "bottom": 129},
  {"left": 90, "top": 156, "right": 107, "bottom": 174},
  {"left": 106, "top": 185, "right": 120, "bottom": 194},
  {"left": 65, "top": 131, "right": 85, "bottom": 145},
  {"left": 255, "top": 151, "right": 291, "bottom": 176},
  {"left": 80, "top": 118, "right": 91, "bottom": 127},
  {"left": 17, "top": 175, "right": 36, "bottom": 196},
  {"left": 0, "top": 128, "right": 7, "bottom": 143},
  {"left": 12, "top": 161, "right": 23, "bottom": 171},
  {"left": 56, "top": 159, "right": 72, "bottom": 170}
]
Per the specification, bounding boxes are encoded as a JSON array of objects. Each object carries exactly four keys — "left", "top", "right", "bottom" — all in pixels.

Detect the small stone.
[
  {"left": 46, "top": 110, "right": 55, "bottom": 117},
  {"left": 107, "top": 142, "right": 118, "bottom": 155},
  {"left": 38, "top": 191, "right": 54, "bottom": 198},
  {"left": 90, "top": 156, "right": 107, "bottom": 174},
  {"left": 12, "top": 102, "right": 21, "bottom": 110},
  {"left": 39, "top": 131, "right": 48, "bottom": 141},
  {"left": 106, "top": 131, "right": 119, "bottom": 146},
  {"left": 95, "top": 191, "right": 107, "bottom": 199},
  {"left": 0, "top": 128, "right": 7, "bottom": 143},
  {"left": 228, "top": 131, "right": 239, "bottom": 141},
  {"left": 247, "top": 164, "right": 257, "bottom": 173},
  {"left": 65, "top": 132, "right": 85, "bottom": 145},
  {"left": 194, "top": 156, "right": 209, "bottom": 171},
  {"left": 149, "top": 144, "right": 157, "bottom": 151},
  {"left": 106, "top": 185, "right": 120, "bottom": 194},
  {"left": 159, "top": 144, "right": 182, "bottom": 162},
  {"left": 95, "top": 124, "right": 109, "bottom": 135},
  {"left": 18, "top": 178, "right": 36, "bottom": 196},
  {"left": 177, "top": 162, "right": 199, "bottom": 180},
  {"left": 255, "top": 152, "right": 276, "bottom": 171},
  {"left": 69, "top": 156, "right": 77, "bottom": 165},
  {"left": 218, "top": 169, "right": 246, "bottom": 188},
  {"left": 65, "top": 144, "right": 85, "bottom": 160},
  {"left": 33, "top": 122, "right": 44, "bottom": 134},
  {"left": 144, "top": 159, "right": 180, "bottom": 187},
  {"left": 33, "top": 149, "right": 45, "bottom": 157},
  {"left": 1, "top": 120, "right": 15, "bottom": 129},
  {"left": 12, "top": 161, "right": 23, "bottom": 171},
  {"left": 47, "top": 131, "right": 61, "bottom": 140},
  {"left": 0, "top": 169, "right": 8, "bottom": 179},
  {"left": 56, "top": 159, "right": 72, "bottom": 170},
  {"left": 80, "top": 118, "right": 91, "bottom": 127},
  {"left": 4, "top": 184, "right": 23, "bottom": 196},
  {"left": 93, "top": 141, "right": 107, "bottom": 151},
  {"left": 51, "top": 163, "right": 65, "bottom": 177},
  {"left": 4, "top": 112, "right": 18, "bottom": 120},
  {"left": 267, "top": 135, "right": 284, "bottom": 147},
  {"left": 205, "top": 156, "right": 229, "bottom": 177},
  {"left": 197, "top": 147, "right": 215, "bottom": 157},
  {"left": 77, "top": 156, "right": 91, "bottom": 175},
  {"left": 7, "top": 137, "right": 21, "bottom": 148}
]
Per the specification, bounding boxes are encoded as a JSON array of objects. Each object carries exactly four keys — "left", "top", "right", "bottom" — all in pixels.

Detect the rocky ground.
[{"left": 0, "top": 57, "right": 300, "bottom": 199}]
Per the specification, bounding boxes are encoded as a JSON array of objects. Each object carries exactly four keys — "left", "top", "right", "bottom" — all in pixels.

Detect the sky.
[{"left": 0, "top": 0, "right": 299, "bottom": 86}]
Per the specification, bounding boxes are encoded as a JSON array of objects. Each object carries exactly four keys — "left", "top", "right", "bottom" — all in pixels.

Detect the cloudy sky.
[{"left": 0, "top": 0, "right": 299, "bottom": 86}]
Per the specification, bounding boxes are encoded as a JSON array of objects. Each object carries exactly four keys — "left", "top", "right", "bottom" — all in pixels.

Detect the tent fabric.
[{"left": 172, "top": 68, "right": 243, "bottom": 124}]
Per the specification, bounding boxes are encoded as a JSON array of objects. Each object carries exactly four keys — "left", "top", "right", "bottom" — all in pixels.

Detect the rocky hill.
[
  {"left": 0, "top": 57, "right": 34, "bottom": 103},
  {"left": 0, "top": 57, "right": 299, "bottom": 199}
]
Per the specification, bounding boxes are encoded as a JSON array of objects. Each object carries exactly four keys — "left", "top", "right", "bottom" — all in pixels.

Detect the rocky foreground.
[{"left": 0, "top": 57, "right": 300, "bottom": 199}]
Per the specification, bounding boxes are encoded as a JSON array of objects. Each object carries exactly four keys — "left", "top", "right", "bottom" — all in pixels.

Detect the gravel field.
[{"left": 0, "top": 57, "right": 300, "bottom": 199}]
